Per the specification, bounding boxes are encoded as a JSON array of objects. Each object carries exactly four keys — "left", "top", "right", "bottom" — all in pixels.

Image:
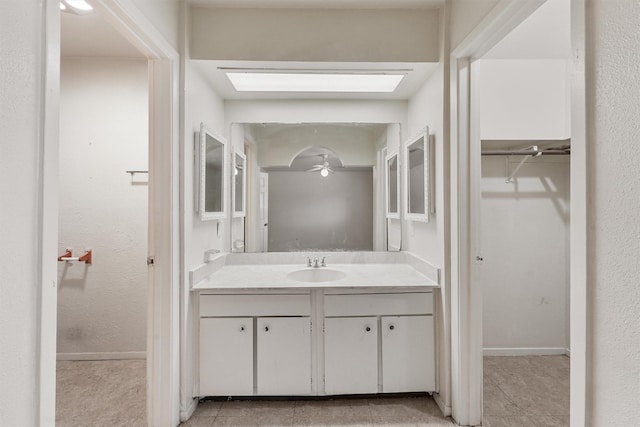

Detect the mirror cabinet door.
[
  {"left": 405, "top": 129, "right": 430, "bottom": 222},
  {"left": 199, "top": 123, "right": 226, "bottom": 221}
]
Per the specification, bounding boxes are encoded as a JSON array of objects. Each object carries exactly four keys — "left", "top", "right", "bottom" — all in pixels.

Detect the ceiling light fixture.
[
  {"left": 226, "top": 72, "right": 404, "bottom": 93},
  {"left": 60, "top": 0, "right": 93, "bottom": 14}
]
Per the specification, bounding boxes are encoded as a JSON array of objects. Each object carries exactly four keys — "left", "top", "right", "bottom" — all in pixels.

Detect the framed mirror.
[
  {"left": 233, "top": 150, "right": 247, "bottom": 217},
  {"left": 198, "top": 122, "right": 226, "bottom": 221},
  {"left": 386, "top": 152, "right": 400, "bottom": 219},
  {"left": 404, "top": 128, "right": 430, "bottom": 222}
]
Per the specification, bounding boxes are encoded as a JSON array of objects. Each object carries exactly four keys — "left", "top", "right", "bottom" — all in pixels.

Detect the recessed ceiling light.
[
  {"left": 60, "top": 0, "right": 93, "bottom": 14},
  {"left": 226, "top": 72, "right": 404, "bottom": 93}
]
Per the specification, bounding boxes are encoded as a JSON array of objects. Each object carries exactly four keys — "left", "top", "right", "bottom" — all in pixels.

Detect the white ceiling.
[
  {"left": 189, "top": 0, "right": 444, "bottom": 9},
  {"left": 191, "top": 60, "right": 439, "bottom": 100},
  {"left": 61, "top": 11, "right": 143, "bottom": 58}
]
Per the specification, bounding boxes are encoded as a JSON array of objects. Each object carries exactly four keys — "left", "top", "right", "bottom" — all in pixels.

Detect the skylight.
[{"left": 226, "top": 72, "right": 405, "bottom": 93}]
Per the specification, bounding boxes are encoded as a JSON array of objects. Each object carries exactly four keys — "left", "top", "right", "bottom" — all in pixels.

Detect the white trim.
[
  {"left": 39, "top": 2, "right": 61, "bottom": 425},
  {"left": 57, "top": 352, "right": 147, "bottom": 361},
  {"left": 483, "top": 348, "right": 569, "bottom": 357},
  {"left": 569, "top": 0, "right": 587, "bottom": 425},
  {"left": 89, "top": 2, "right": 181, "bottom": 426},
  {"left": 180, "top": 397, "right": 199, "bottom": 423},
  {"left": 447, "top": 2, "right": 554, "bottom": 426}
]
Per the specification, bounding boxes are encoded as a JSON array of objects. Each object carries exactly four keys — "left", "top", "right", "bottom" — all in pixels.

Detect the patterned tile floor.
[{"left": 55, "top": 355, "right": 569, "bottom": 426}]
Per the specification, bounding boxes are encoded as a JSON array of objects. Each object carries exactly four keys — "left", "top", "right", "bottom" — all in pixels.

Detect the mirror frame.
[
  {"left": 198, "top": 122, "right": 227, "bottom": 221},
  {"left": 385, "top": 152, "right": 400, "bottom": 219},
  {"left": 232, "top": 149, "right": 247, "bottom": 218},
  {"left": 404, "top": 127, "right": 430, "bottom": 222}
]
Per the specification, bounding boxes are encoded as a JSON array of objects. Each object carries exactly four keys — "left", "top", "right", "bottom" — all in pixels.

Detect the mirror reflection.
[
  {"left": 238, "top": 123, "right": 402, "bottom": 252},
  {"left": 386, "top": 154, "right": 399, "bottom": 216},
  {"left": 199, "top": 123, "right": 226, "bottom": 221},
  {"left": 405, "top": 129, "right": 430, "bottom": 222},
  {"left": 234, "top": 152, "right": 246, "bottom": 215}
]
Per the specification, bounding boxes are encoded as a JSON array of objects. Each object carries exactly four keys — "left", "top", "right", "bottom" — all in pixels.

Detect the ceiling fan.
[{"left": 306, "top": 154, "right": 334, "bottom": 177}]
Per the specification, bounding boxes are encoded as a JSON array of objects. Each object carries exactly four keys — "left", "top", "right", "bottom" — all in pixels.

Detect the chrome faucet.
[{"left": 304, "top": 255, "right": 326, "bottom": 268}]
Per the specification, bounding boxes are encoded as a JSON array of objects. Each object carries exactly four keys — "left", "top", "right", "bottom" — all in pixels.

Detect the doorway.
[
  {"left": 447, "top": 0, "right": 584, "bottom": 425},
  {"left": 43, "top": 0, "right": 181, "bottom": 425},
  {"left": 56, "top": 8, "right": 149, "bottom": 425}
]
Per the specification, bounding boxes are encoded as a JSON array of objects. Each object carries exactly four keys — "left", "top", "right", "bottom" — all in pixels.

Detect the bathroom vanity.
[{"left": 191, "top": 252, "right": 440, "bottom": 398}]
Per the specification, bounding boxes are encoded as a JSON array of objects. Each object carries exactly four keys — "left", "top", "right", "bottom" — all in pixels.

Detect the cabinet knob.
[
  {"left": 365, "top": 326, "right": 371, "bottom": 332},
  {"left": 389, "top": 325, "right": 395, "bottom": 331},
  {"left": 240, "top": 326, "right": 245, "bottom": 332},
  {"left": 264, "top": 326, "right": 269, "bottom": 332}
]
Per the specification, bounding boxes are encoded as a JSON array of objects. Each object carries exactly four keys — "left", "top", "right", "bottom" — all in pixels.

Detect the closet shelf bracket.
[{"left": 505, "top": 145, "right": 541, "bottom": 183}]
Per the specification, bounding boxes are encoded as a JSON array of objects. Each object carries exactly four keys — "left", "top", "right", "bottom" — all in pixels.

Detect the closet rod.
[{"left": 481, "top": 149, "right": 570, "bottom": 156}]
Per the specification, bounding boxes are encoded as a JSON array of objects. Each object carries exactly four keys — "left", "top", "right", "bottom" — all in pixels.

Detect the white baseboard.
[
  {"left": 433, "top": 392, "right": 451, "bottom": 417},
  {"left": 483, "top": 347, "right": 568, "bottom": 356},
  {"left": 181, "top": 398, "right": 198, "bottom": 422},
  {"left": 57, "top": 351, "right": 146, "bottom": 361}
]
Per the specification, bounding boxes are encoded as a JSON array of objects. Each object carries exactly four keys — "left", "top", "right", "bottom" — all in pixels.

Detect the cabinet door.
[
  {"left": 200, "top": 317, "right": 253, "bottom": 396},
  {"left": 324, "top": 317, "right": 378, "bottom": 395},
  {"left": 381, "top": 315, "right": 435, "bottom": 392},
  {"left": 257, "top": 317, "right": 311, "bottom": 395}
]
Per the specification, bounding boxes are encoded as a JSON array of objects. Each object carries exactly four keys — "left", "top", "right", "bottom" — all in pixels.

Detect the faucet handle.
[
  {"left": 302, "top": 254, "right": 312, "bottom": 267},
  {"left": 321, "top": 256, "right": 329, "bottom": 267}
]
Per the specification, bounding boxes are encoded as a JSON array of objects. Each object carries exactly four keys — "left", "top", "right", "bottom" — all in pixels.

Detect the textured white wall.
[
  {"left": 0, "top": 1, "right": 57, "bottom": 424},
  {"left": 481, "top": 157, "right": 569, "bottom": 353},
  {"left": 190, "top": 7, "right": 439, "bottom": 62},
  {"left": 181, "top": 60, "right": 226, "bottom": 415},
  {"left": 587, "top": 0, "right": 640, "bottom": 423},
  {"left": 406, "top": 64, "right": 444, "bottom": 265},
  {"left": 57, "top": 58, "right": 149, "bottom": 356}
]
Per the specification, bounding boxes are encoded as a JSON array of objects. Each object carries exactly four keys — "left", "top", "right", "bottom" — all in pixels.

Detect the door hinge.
[{"left": 147, "top": 256, "right": 155, "bottom": 266}]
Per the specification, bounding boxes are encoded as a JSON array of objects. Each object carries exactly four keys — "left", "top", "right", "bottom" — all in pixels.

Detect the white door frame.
[
  {"left": 45, "top": 1, "right": 181, "bottom": 425},
  {"left": 447, "top": 0, "right": 587, "bottom": 425}
]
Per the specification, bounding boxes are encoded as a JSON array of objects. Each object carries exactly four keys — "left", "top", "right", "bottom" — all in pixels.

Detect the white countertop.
[{"left": 192, "top": 262, "right": 439, "bottom": 291}]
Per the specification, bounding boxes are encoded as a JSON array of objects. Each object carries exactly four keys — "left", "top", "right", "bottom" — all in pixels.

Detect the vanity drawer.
[
  {"left": 200, "top": 294, "right": 311, "bottom": 317},
  {"left": 324, "top": 292, "right": 432, "bottom": 317}
]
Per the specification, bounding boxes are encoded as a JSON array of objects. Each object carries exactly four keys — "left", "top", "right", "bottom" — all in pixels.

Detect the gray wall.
[{"left": 268, "top": 170, "right": 373, "bottom": 251}]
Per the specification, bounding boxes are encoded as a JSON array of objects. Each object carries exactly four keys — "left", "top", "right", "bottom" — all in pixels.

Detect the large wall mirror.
[
  {"left": 404, "top": 127, "right": 430, "bottom": 222},
  {"left": 236, "top": 122, "right": 402, "bottom": 252},
  {"left": 198, "top": 122, "right": 226, "bottom": 221}
]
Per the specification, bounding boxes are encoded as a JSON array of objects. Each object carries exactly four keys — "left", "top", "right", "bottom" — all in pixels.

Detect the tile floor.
[
  {"left": 482, "top": 356, "right": 570, "bottom": 427},
  {"left": 55, "top": 355, "right": 569, "bottom": 427}
]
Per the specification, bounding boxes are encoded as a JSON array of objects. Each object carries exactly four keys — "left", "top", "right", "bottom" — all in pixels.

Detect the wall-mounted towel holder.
[{"left": 58, "top": 248, "right": 92, "bottom": 264}]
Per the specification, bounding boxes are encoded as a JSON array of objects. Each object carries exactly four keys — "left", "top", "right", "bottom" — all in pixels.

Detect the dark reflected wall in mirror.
[
  {"left": 204, "top": 134, "right": 223, "bottom": 212},
  {"left": 268, "top": 170, "right": 373, "bottom": 251},
  {"left": 408, "top": 137, "right": 426, "bottom": 214}
]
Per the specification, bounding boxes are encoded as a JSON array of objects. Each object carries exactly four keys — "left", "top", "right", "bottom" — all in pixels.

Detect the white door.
[
  {"left": 256, "top": 317, "right": 311, "bottom": 395},
  {"left": 259, "top": 172, "right": 268, "bottom": 252},
  {"left": 381, "top": 315, "right": 435, "bottom": 392},
  {"left": 324, "top": 317, "right": 378, "bottom": 395},
  {"left": 199, "top": 317, "right": 253, "bottom": 396}
]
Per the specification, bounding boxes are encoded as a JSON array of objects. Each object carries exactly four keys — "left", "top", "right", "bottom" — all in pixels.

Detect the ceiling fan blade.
[{"left": 306, "top": 166, "right": 323, "bottom": 172}]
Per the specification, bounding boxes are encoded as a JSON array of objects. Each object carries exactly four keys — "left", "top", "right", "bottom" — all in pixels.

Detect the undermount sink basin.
[{"left": 287, "top": 268, "right": 346, "bottom": 283}]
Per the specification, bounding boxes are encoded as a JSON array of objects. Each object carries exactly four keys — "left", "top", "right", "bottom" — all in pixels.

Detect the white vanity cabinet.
[
  {"left": 198, "top": 293, "right": 312, "bottom": 397},
  {"left": 197, "top": 289, "right": 435, "bottom": 397},
  {"left": 256, "top": 317, "right": 311, "bottom": 395},
  {"left": 324, "top": 317, "right": 379, "bottom": 394},
  {"left": 324, "top": 292, "right": 435, "bottom": 394},
  {"left": 200, "top": 317, "right": 253, "bottom": 396}
]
